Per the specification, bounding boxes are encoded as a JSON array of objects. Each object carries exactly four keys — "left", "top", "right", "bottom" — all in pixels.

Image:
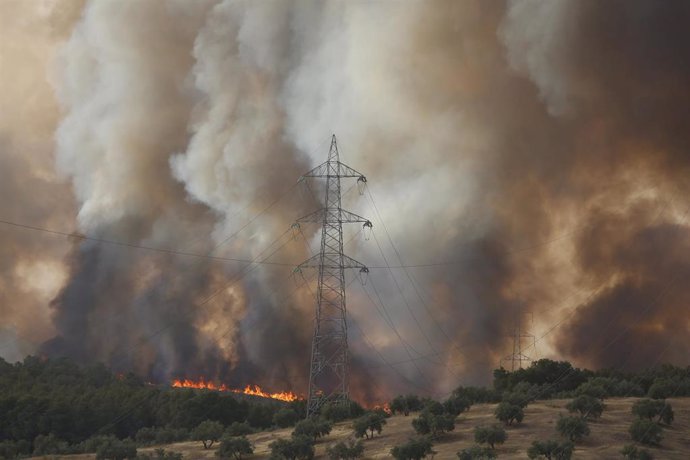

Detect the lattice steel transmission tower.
[
  {"left": 295, "top": 135, "right": 371, "bottom": 417},
  {"left": 501, "top": 315, "right": 537, "bottom": 371}
]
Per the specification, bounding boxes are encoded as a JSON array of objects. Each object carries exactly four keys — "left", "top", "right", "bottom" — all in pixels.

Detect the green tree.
[
  {"left": 135, "top": 427, "right": 157, "bottom": 446},
  {"left": 494, "top": 402, "right": 524, "bottom": 426},
  {"left": 269, "top": 435, "right": 314, "bottom": 460},
  {"left": 390, "top": 395, "right": 410, "bottom": 416},
  {"left": 629, "top": 418, "right": 663, "bottom": 446},
  {"left": 443, "top": 394, "right": 471, "bottom": 416},
  {"left": 96, "top": 437, "right": 138, "bottom": 460},
  {"left": 647, "top": 379, "right": 674, "bottom": 399},
  {"left": 620, "top": 444, "right": 654, "bottom": 460},
  {"left": 321, "top": 401, "right": 365, "bottom": 422},
  {"left": 390, "top": 436, "right": 435, "bottom": 460},
  {"left": 566, "top": 395, "right": 604, "bottom": 419},
  {"left": 352, "top": 412, "right": 387, "bottom": 439},
  {"left": 457, "top": 446, "right": 497, "bottom": 460},
  {"left": 556, "top": 415, "right": 590, "bottom": 442},
  {"left": 192, "top": 420, "right": 225, "bottom": 449},
  {"left": 412, "top": 410, "right": 455, "bottom": 438},
  {"left": 502, "top": 392, "right": 529, "bottom": 408},
  {"left": 631, "top": 399, "right": 674, "bottom": 425},
  {"left": 32, "top": 433, "right": 68, "bottom": 456},
  {"left": 575, "top": 381, "right": 607, "bottom": 400},
  {"left": 217, "top": 435, "right": 253, "bottom": 460},
  {"left": 247, "top": 404, "right": 275, "bottom": 429},
  {"left": 273, "top": 408, "right": 300, "bottom": 428},
  {"left": 326, "top": 439, "right": 364, "bottom": 459},
  {"left": 527, "top": 439, "right": 574, "bottom": 460},
  {"left": 225, "top": 422, "right": 255, "bottom": 437},
  {"left": 474, "top": 424, "right": 507, "bottom": 449},
  {"left": 292, "top": 417, "right": 332, "bottom": 440}
]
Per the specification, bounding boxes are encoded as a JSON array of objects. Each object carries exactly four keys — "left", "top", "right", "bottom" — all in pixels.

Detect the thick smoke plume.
[{"left": 1, "top": 0, "right": 688, "bottom": 401}]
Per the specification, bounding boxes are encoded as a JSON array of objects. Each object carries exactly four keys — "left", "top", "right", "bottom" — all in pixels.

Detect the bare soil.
[{"left": 31, "top": 397, "right": 690, "bottom": 460}]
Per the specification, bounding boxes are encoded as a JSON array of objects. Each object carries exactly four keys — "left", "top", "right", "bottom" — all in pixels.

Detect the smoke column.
[{"left": 0, "top": 0, "right": 688, "bottom": 400}]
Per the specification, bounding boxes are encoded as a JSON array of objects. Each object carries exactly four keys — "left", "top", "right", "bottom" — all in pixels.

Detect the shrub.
[
  {"left": 412, "top": 411, "right": 455, "bottom": 438},
  {"left": 629, "top": 418, "right": 663, "bottom": 446},
  {"left": 136, "top": 427, "right": 157, "bottom": 446},
  {"left": 352, "top": 412, "right": 387, "bottom": 439},
  {"left": 443, "top": 394, "right": 471, "bottom": 416},
  {"left": 96, "top": 437, "right": 138, "bottom": 460},
  {"left": 247, "top": 404, "right": 275, "bottom": 429},
  {"left": 78, "top": 435, "right": 120, "bottom": 453},
  {"left": 421, "top": 400, "right": 445, "bottom": 415},
  {"left": 527, "top": 439, "right": 574, "bottom": 459},
  {"left": 390, "top": 394, "right": 424, "bottom": 416},
  {"left": 473, "top": 424, "right": 507, "bottom": 449},
  {"left": 613, "top": 380, "right": 644, "bottom": 397},
  {"left": 155, "top": 427, "right": 188, "bottom": 445},
  {"left": 494, "top": 402, "right": 524, "bottom": 426},
  {"left": 217, "top": 436, "right": 253, "bottom": 460},
  {"left": 457, "top": 446, "right": 497, "bottom": 460},
  {"left": 390, "top": 436, "right": 435, "bottom": 460},
  {"left": 33, "top": 433, "right": 69, "bottom": 455},
  {"left": 556, "top": 415, "right": 590, "bottom": 442},
  {"left": 454, "top": 386, "right": 501, "bottom": 404},
  {"left": 620, "top": 444, "right": 654, "bottom": 460},
  {"left": 136, "top": 449, "right": 183, "bottom": 460},
  {"left": 575, "top": 382, "right": 607, "bottom": 400},
  {"left": 292, "top": 417, "right": 332, "bottom": 439},
  {"left": 273, "top": 408, "right": 300, "bottom": 428},
  {"left": 631, "top": 399, "right": 674, "bottom": 425},
  {"left": 502, "top": 392, "right": 530, "bottom": 408},
  {"left": 326, "top": 439, "right": 364, "bottom": 459},
  {"left": 226, "top": 422, "right": 255, "bottom": 437},
  {"left": 321, "top": 401, "right": 365, "bottom": 422},
  {"left": 566, "top": 395, "right": 605, "bottom": 419},
  {"left": 192, "top": 420, "right": 225, "bottom": 449},
  {"left": 647, "top": 379, "right": 674, "bottom": 399},
  {"left": 269, "top": 435, "right": 314, "bottom": 460},
  {"left": 0, "top": 440, "right": 31, "bottom": 459},
  {"left": 390, "top": 395, "right": 410, "bottom": 416}
]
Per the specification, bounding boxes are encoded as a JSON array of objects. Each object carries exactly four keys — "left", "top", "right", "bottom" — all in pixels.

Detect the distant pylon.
[
  {"left": 294, "top": 135, "right": 371, "bottom": 417},
  {"left": 501, "top": 314, "right": 537, "bottom": 371}
]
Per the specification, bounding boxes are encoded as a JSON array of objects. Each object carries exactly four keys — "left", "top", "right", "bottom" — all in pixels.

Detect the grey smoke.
[{"left": 0, "top": 0, "right": 688, "bottom": 401}]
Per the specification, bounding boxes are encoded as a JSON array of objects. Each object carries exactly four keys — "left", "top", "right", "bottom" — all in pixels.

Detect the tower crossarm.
[
  {"left": 295, "top": 253, "right": 368, "bottom": 272},
  {"left": 301, "top": 160, "right": 367, "bottom": 180},
  {"left": 296, "top": 208, "right": 373, "bottom": 227}
]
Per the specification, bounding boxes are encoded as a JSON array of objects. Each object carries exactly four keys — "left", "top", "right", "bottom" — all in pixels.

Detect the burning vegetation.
[{"left": 171, "top": 378, "right": 300, "bottom": 402}]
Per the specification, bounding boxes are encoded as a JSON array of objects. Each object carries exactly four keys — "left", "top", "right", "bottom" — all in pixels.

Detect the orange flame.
[
  {"left": 372, "top": 402, "right": 392, "bottom": 415},
  {"left": 171, "top": 378, "right": 299, "bottom": 402}
]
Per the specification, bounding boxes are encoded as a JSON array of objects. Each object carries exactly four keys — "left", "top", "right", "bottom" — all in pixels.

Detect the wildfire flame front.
[{"left": 171, "top": 378, "right": 299, "bottom": 402}]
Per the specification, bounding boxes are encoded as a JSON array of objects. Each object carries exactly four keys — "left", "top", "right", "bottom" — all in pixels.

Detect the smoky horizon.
[{"left": 1, "top": 0, "right": 689, "bottom": 404}]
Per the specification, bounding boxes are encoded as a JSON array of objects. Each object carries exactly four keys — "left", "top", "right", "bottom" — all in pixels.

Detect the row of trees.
[
  {"left": 0, "top": 356, "right": 304, "bottom": 457},
  {"left": 493, "top": 359, "right": 690, "bottom": 400}
]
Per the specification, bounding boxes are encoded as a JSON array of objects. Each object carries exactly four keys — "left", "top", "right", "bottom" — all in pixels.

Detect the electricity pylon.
[
  {"left": 295, "top": 135, "right": 371, "bottom": 417},
  {"left": 502, "top": 315, "right": 537, "bottom": 371}
]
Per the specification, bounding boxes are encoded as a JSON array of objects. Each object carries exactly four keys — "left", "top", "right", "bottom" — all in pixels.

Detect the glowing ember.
[{"left": 171, "top": 378, "right": 299, "bottom": 402}]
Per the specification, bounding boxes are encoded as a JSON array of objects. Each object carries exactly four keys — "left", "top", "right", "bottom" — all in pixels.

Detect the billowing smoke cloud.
[
  {"left": 0, "top": 0, "right": 82, "bottom": 362},
  {"left": 1, "top": 0, "right": 689, "bottom": 401}
]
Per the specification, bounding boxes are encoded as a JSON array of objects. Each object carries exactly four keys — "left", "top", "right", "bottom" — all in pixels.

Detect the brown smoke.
[{"left": 1, "top": 0, "right": 689, "bottom": 400}]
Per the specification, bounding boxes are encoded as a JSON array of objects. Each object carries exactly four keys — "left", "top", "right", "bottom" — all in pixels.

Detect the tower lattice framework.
[
  {"left": 502, "top": 317, "right": 537, "bottom": 371},
  {"left": 295, "top": 135, "right": 371, "bottom": 417}
]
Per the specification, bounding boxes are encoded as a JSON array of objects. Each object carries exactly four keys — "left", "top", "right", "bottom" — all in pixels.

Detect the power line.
[
  {"left": 366, "top": 188, "right": 475, "bottom": 367},
  {"left": 0, "top": 218, "right": 296, "bottom": 266}
]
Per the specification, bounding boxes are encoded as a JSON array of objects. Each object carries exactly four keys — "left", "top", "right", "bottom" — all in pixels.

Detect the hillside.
[{"left": 34, "top": 397, "right": 690, "bottom": 460}]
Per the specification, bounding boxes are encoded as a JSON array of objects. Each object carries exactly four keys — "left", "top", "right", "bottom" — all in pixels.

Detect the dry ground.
[{"left": 31, "top": 397, "right": 690, "bottom": 460}]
